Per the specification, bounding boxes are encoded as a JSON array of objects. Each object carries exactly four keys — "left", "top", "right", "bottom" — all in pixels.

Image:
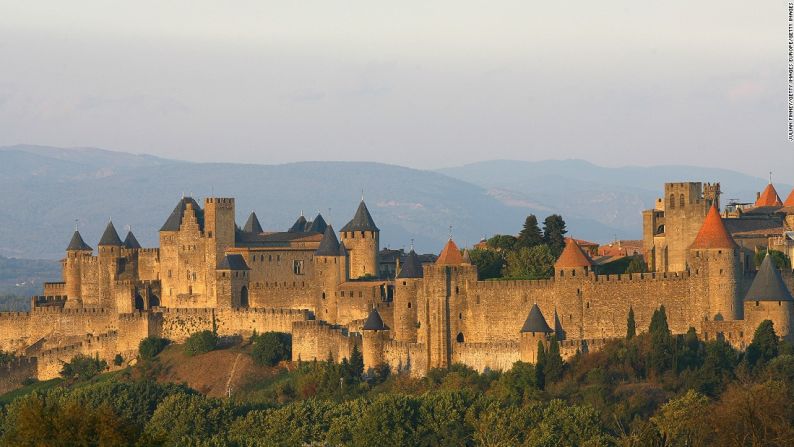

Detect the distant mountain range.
[{"left": 0, "top": 145, "right": 786, "bottom": 260}]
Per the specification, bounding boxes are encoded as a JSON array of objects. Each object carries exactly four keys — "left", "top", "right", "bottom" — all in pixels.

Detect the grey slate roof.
[
  {"left": 218, "top": 254, "right": 250, "bottom": 270},
  {"left": 66, "top": 231, "right": 93, "bottom": 251},
  {"left": 520, "top": 304, "right": 553, "bottom": 333},
  {"left": 363, "top": 308, "right": 387, "bottom": 330},
  {"left": 338, "top": 242, "right": 348, "bottom": 257},
  {"left": 288, "top": 215, "right": 308, "bottom": 233},
  {"left": 160, "top": 197, "right": 204, "bottom": 232},
  {"left": 397, "top": 250, "right": 423, "bottom": 278},
  {"left": 243, "top": 212, "right": 263, "bottom": 233},
  {"left": 123, "top": 231, "right": 142, "bottom": 249},
  {"left": 341, "top": 200, "right": 379, "bottom": 232},
  {"left": 307, "top": 214, "right": 328, "bottom": 233},
  {"left": 316, "top": 226, "right": 340, "bottom": 256},
  {"left": 745, "top": 254, "right": 793, "bottom": 302},
  {"left": 98, "top": 221, "right": 123, "bottom": 246}
]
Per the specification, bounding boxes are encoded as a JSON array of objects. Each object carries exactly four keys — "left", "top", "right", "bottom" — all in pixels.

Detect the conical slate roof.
[
  {"left": 554, "top": 238, "right": 593, "bottom": 269},
  {"left": 218, "top": 254, "right": 249, "bottom": 270},
  {"left": 784, "top": 188, "right": 794, "bottom": 207},
  {"left": 363, "top": 308, "right": 387, "bottom": 331},
  {"left": 98, "top": 221, "right": 123, "bottom": 246},
  {"left": 288, "top": 214, "right": 308, "bottom": 233},
  {"left": 397, "top": 249, "right": 423, "bottom": 278},
  {"left": 553, "top": 309, "right": 565, "bottom": 339},
  {"left": 436, "top": 239, "right": 464, "bottom": 265},
  {"left": 341, "top": 200, "right": 379, "bottom": 232},
  {"left": 315, "top": 226, "right": 340, "bottom": 256},
  {"left": 755, "top": 183, "right": 783, "bottom": 207},
  {"left": 243, "top": 212, "right": 263, "bottom": 233},
  {"left": 745, "top": 254, "right": 793, "bottom": 302},
  {"left": 307, "top": 214, "right": 328, "bottom": 233},
  {"left": 66, "top": 231, "right": 93, "bottom": 251},
  {"left": 160, "top": 197, "right": 204, "bottom": 232},
  {"left": 690, "top": 205, "right": 737, "bottom": 250},
  {"left": 123, "top": 231, "right": 142, "bottom": 249},
  {"left": 521, "top": 304, "right": 553, "bottom": 333}
]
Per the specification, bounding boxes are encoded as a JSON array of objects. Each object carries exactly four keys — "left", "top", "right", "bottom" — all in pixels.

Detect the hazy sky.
[{"left": 0, "top": 1, "right": 789, "bottom": 176}]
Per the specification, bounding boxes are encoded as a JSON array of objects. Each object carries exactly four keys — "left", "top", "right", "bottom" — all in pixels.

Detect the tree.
[
  {"left": 60, "top": 354, "right": 107, "bottom": 381},
  {"left": 516, "top": 215, "right": 544, "bottom": 249},
  {"left": 626, "top": 257, "right": 648, "bottom": 274},
  {"left": 651, "top": 389, "right": 711, "bottom": 447},
  {"left": 486, "top": 234, "right": 518, "bottom": 251},
  {"left": 746, "top": 320, "right": 779, "bottom": 368},
  {"left": 251, "top": 332, "right": 292, "bottom": 366},
  {"left": 626, "top": 307, "right": 636, "bottom": 340},
  {"left": 536, "top": 341, "right": 547, "bottom": 390},
  {"left": 755, "top": 249, "right": 791, "bottom": 270},
  {"left": 184, "top": 330, "right": 218, "bottom": 356},
  {"left": 504, "top": 245, "right": 555, "bottom": 279},
  {"left": 648, "top": 306, "right": 673, "bottom": 375},
  {"left": 349, "top": 344, "right": 364, "bottom": 379},
  {"left": 542, "top": 214, "right": 568, "bottom": 256},
  {"left": 467, "top": 249, "right": 505, "bottom": 280},
  {"left": 139, "top": 337, "right": 169, "bottom": 360},
  {"left": 544, "top": 336, "right": 564, "bottom": 383}
]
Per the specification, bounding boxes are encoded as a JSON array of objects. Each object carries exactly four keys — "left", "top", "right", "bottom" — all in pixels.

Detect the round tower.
[
  {"left": 97, "top": 221, "right": 123, "bottom": 309},
  {"left": 393, "top": 249, "right": 423, "bottom": 342},
  {"left": 519, "top": 304, "right": 553, "bottom": 363},
  {"left": 313, "top": 225, "right": 345, "bottom": 323},
  {"left": 362, "top": 308, "right": 388, "bottom": 371},
  {"left": 339, "top": 200, "right": 379, "bottom": 279},
  {"left": 554, "top": 238, "right": 593, "bottom": 279},
  {"left": 743, "top": 254, "right": 794, "bottom": 341},
  {"left": 687, "top": 204, "right": 741, "bottom": 320},
  {"left": 64, "top": 230, "right": 93, "bottom": 305}
]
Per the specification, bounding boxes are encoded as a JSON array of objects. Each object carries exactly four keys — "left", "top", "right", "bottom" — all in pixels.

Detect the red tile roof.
[
  {"left": 784, "top": 188, "right": 794, "bottom": 207},
  {"left": 690, "top": 205, "right": 738, "bottom": 249},
  {"left": 436, "top": 239, "right": 464, "bottom": 265},
  {"left": 755, "top": 183, "right": 783, "bottom": 207},
  {"left": 554, "top": 238, "right": 593, "bottom": 269}
]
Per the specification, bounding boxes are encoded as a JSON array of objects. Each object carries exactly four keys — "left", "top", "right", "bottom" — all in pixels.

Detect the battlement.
[
  {"left": 226, "top": 307, "right": 311, "bottom": 317},
  {"left": 31, "top": 306, "right": 110, "bottom": 315},
  {"left": 118, "top": 310, "right": 154, "bottom": 321},
  {"left": 252, "top": 281, "right": 312, "bottom": 290},
  {"left": 43, "top": 282, "right": 65, "bottom": 290},
  {"left": 31, "top": 295, "right": 67, "bottom": 308},
  {"left": 591, "top": 271, "right": 691, "bottom": 282},
  {"left": 476, "top": 278, "right": 555, "bottom": 289},
  {"left": 205, "top": 197, "right": 234, "bottom": 205},
  {"left": 37, "top": 331, "right": 119, "bottom": 357},
  {"left": 292, "top": 319, "right": 351, "bottom": 336},
  {"left": 0, "top": 356, "right": 36, "bottom": 370},
  {"left": 138, "top": 248, "right": 160, "bottom": 255},
  {"left": 114, "top": 279, "right": 161, "bottom": 286}
]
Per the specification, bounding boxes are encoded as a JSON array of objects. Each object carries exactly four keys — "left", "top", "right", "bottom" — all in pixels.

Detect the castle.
[{"left": 1, "top": 181, "right": 793, "bottom": 384}]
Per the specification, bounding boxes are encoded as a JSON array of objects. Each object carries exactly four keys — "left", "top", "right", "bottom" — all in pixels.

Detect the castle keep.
[{"left": 2, "top": 181, "right": 794, "bottom": 380}]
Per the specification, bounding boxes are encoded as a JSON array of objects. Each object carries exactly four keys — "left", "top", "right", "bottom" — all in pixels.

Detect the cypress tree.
[
  {"left": 626, "top": 307, "right": 636, "bottom": 340},
  {"left": 350, "top": 344, "right": 364, "bottom": 379},
  {"left": 517, "top": 215, "right": 544, "bottom": 248},
  {"left": 648, "top": 306, "right": 673, "bottom": 375},
  {"left": 544, "top": 335, "right": 564, "bottom": 382},
  {"left": 536, "top": 341, "right": 547, "bottom": 390}
]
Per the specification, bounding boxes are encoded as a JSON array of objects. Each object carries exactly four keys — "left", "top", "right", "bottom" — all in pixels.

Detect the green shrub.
[
  {"left": 60, "top": 354, "right": 107, "bottom": 381},
  {"left": 251, "top": 332, "right": 292, "bottom": 366},
  {"left": 139, "top": 337, "right": 170, "bottom": 360},
  {"left": 184, "top": 330, "right": 218, "bottom": 356},
  {"left": 113, "top": 354, "right": 124, "bottom": 366}
]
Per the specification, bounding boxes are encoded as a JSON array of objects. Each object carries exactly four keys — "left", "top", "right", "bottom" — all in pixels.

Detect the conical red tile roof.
[
  {"left": 436, "top": 239, "right": 464, "bottom": 265},
  {"left": 784, "top": 188, "right": 794, "bottom": 207},
  {"left": 554, "top": 238, "right": 593, "bottom": 269},
  {"left": 755, "top": 183, "right": 783, "bottom": 207},
  {"left": 690, "top": 205, "right": 738, "bottom": 249}
]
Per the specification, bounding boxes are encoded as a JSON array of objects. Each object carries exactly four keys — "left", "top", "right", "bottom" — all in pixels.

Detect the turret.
[
  {"left": 307, "top": 213, "right": 328, "bottom": 234},
  {"left": 554, "top": 238, "right": 593, "bottom": 279},
  {"left": 314, "top": 225, "right": 346, "bottom": 323},
  {"left": 394, "top": 249, "right": 423, "bottom": 342},
  {"left": 339, "top": 200, "right": 379, "bottom": 279},
  {"left": 97, "top": 221, "right": 123, "bottom": 309},
  {"left": 754, "top": 183, "right": 783, "bottom": 208},
  {"left": 362, "top": 308, "right": 389, "bottom": 371},
  {"left": 519, "top": 304, "right": 553, "bottom": 363},
  {"left": 159, "top": 197, "right": 205, "bottom": 306},
  {"left": 288, "top": 213, "right": 308, "bottom": 233},
  {"left": 743, "top": 254, "right": 794, "bottom": 341},
  {"left": 687, "top": 204, "right": 741, "bottom": 320},
  {"left": 242, "top": 211, "right": 263, "bottom": 234},
  {"left": 215, "top": 254, "right": 250, "bottom": 308},
  {"left": 64, "top": 230, "right": 93, "bottom": 304},
  {"left": 122, "top": 231, "right": 142, "bottom": 250}
]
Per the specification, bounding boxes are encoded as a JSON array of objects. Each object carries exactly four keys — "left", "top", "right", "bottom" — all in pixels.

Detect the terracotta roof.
[
  {"left": 785, "top": 188, "right": 794, "bottom": 207},
  {"left": 731, "top": 226, "right": 786, "bottom": 237},
  {"left": 554, "top": 238, "right": 593, "bottom": 269},
  {"left": 689, "top": 205, "right": 738, "bottom": 248},
  {"left": 573, "top": 238, "right": 599, "bottom": 248},
  {"left": 436, "top": 239, "right": 464, "bottom": 265},
  {"left": 755, "top": 183, "right": 783, "bottom": 207},
  {"left": 520, "top": 304, "right": 552, "bottom": 333},
  {"left": 66, "top": 230, "right": 93, "bottom": 251},
  {"left": 690, "top": 205, "right": 738, "bottom": 249}
]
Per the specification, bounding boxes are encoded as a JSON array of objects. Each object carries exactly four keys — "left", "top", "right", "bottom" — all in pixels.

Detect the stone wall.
[
  {"left": 382, "top": 340, "right": 427, "bottom": 377},
  {"left": 451, "top": 341, "right": 520, "bottom": 372},
  {"left": 0, "top": 357, "right": 37, "bottom": 394},
  {"left": 292, "top": 320, "right": 360, "bottom": 363}
]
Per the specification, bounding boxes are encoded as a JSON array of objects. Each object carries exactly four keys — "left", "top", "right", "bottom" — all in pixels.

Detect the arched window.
[
  {"left": 407, "top": 302, "right": 412, "bottom": 309},
  {"left": 679, "top": 194, "right": 685, "bottom": 207},
  {"left": 134, "top": 294, "right": 144, "bottom": 311},
  {"left": 456, "top": 332, "right": 465, "bottom": 343},
  {"left": 669, "top": 194, "right": 675, "bottom": 209},
  {"left": 149, "top": 294, "right": 160, "bottom": 308},
  {"left": 240, "top": 286, "right": 249, "bottom": 308}
]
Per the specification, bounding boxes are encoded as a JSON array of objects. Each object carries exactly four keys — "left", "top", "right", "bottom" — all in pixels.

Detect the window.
[
  {"left": 293, "top": 260, "right": 305, "bottom": 275},
  {"left": 456, "top": 332, "right": 465, "bottom": 343},
  {"left": 669, "top": 194, "right": 675, "bottom": 209},
  {"left": 679, "top": 194, "right": 685, "bottom": 207},
  {"left": 408, "top": 302, "right": 412, "bottom": 309}
]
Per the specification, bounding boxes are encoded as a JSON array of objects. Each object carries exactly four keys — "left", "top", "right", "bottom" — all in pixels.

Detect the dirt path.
[{"left": 225, "top": 353, "right": 243, "bottom": 397}]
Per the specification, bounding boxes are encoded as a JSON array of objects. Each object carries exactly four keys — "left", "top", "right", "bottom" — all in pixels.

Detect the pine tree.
[
  {"left": 536, "top": 340, "right": 547, "bottom": 390},
  {"left": 350, "top": 343, "right": 364, "bottom": 379},
  {"left": 746, "top": 320, "right": 779, "bottom": 368},
  {"left": 517, "top": 215, "right": 544, "bottom": 249},
  {"left": 542, "top": 214, "right": 568, "bottom": 256},
  {"left": 626, "top": 307, "right": 636, "bottom": 340},
  {"left": 544, "top": 335, "right": 564, "bottom": 382}
]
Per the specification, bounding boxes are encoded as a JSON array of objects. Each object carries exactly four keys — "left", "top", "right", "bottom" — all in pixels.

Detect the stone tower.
[
  {"left": 393, "top": 249, "right": 423, "bottom": 342},
  {"left": 215, "top": 254, "right": 250, "bottom": 308},
  {"left": 159, "top": 197, "right": 205, "bottom": 307},
  {"left": 554, "top": 238, "right": 593, "bottom": 279},
  {"left": 743, "top": 253, "right": 794, "bottom": 341},
  {"left": 204, "top": 197, "right": 236, "bottom": 304},
  {"left": 97, "top": 221, "right": 123, "bottom": 309},
  {"left": 362, "top": 308, "right": 388, "bottom": 371},
  {"left": 340, "top": 200, "right": 379, "bottom": 279},
  {"left": 687, "top": 204, "right": 741, "bottom": 321},
  {"left": 313, "top": 225, "right": 347, "bottom": 323},
  {"left": 64, "top": 230, "right": 93, "bottom": 307},
  {"left": 519, "top": 304, "right": 553, "bottom": 363}
]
